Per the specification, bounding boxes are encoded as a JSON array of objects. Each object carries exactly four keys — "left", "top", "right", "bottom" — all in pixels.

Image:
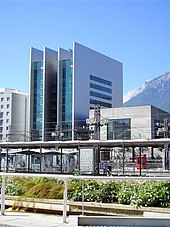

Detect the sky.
[{"left": 0, "top": 0, "right": 170, "bottom": 95}]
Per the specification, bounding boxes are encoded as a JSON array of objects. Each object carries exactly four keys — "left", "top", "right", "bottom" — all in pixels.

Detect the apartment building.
[{"left": 0, "top": 88, "right": 28, "bottom": 142}]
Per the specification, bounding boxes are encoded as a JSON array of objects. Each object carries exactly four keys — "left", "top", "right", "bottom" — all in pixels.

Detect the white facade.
[{"left": 0, "top": 88, "right": 28, "bottom": 142}]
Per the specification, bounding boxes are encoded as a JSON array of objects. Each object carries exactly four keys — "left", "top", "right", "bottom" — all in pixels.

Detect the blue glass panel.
[
  {"left": 90, "top": 75, "right": 112, "bottom": 86},
  {"left": 90, "top": 91, "right": 112, "bottom": 101},
  {"left": 58, "top": 59, "right": 73, "bottom": 140},
  {"left": 31, "top": 61, "right": 43, "bottom": 140},
  {"left": 90, "top": 99, "right": 112, "bottom": 108},
  {"left": 90, "top": 83, "right": 112, "bottom": 94}
]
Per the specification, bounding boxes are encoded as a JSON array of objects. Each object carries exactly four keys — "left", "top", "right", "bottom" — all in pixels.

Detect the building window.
[
  {"left": 90, "top": 83, "right": 112, "bottom": 94},
  {"left": 6, "top": 126, "right": 8, "bottom": 131},
  {"left": 107, "top": 118, "right": 131, "bottom": 140},
  {"left": 0, "top": 134, "right": 2, "bottom": 140},
  {"left": 90, "top": 99, "right": 112, "bottom": 108},
  {"left": 6, "top": 112, "right": 9, "bottom": 116},
  {"left": 90, "top": 91, "right": 112, "bottom": 101},
  {"left": 1, "top": 105, "right": 4, "bottom": 109},
  {"left": 7, "top": 104, "right": 10, "bottom": 108},
  {"left": 6, "top": 119, "right": 9, "bottom": 123},
  {"left": 7, "top": 97, "right": 10, "bottom": 101},
  {"left": 1, "top": 98, "right": 4, "bottom": 102},
  {"left": 0, "top": 112, "right": 3, "bottom": 118},
  {"left": 90, "top": 75, "right": 112, "bottom": 86},
  {"left": 0, "top": 120, "right": 3, "bottom": 125}
]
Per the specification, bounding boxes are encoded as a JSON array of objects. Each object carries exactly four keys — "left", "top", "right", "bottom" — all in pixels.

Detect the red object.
[{"left": 136, "top": 154, "right": 147, "bottom": 169}]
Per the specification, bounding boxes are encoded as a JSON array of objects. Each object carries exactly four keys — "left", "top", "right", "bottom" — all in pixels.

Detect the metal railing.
[{"left": 1, "top": 173, "right": 170, "bottom": 224}]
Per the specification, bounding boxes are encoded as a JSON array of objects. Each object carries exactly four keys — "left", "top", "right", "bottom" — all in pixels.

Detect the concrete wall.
[
  {"left": 89, "top": 105, "right": 153, "bottom": 140},
  {"left": 89, "top": 105, "right": 170, "bottom": 141}
]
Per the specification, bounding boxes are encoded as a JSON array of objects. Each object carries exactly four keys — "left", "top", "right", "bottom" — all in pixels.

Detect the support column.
[
  {"left": 122, "top": 143, "right": 125, "bottom": 176},
  {"left": 6, "top": 146, "right": 9, "bottom": 173},
  {"left": 39, "top": 144, "right": 42, "bottom": 173},
  {"left": 63, "top": 177, "right": 68, "bottom": 223},
  {"left": 1, "top": 175, "right": 5, "bottom": 215},
  {"left": 139, "top": 147, "right": 142, "bottom": 176}
]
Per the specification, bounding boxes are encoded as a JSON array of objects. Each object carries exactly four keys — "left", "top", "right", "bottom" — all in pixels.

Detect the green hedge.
[{"left": 1, "top": 177, "right": 170, "bottom": 208}]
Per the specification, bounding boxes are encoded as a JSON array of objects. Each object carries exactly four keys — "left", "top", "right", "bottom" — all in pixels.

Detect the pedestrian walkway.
[{"left": 0, "top": 211, "right": 78, "bottom": 227}]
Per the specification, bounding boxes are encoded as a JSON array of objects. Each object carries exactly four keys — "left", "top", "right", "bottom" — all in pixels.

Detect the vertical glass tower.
[
  {"left": 58, "top": 59, "right": 73, "bottom": 140},
  {"left": 29, "top": 47, "right": 58, "bottom": 141},
  {"left": 31, "top": 61, "right": 43, "bottom": 140}
]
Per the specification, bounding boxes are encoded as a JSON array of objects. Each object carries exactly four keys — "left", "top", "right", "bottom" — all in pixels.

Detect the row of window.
[
  {"left": 90, "top": 75, "right": 112, "bottom": 86},
  {"left": 0, "top": 119, "right": 9, "bottom": 125},
  {"left": 0, "top": 126, "right": 9, "bottom": 133},
  {"left": 1, "top": 104, "right": 10, "bottom": 109},
  {"left": 90, "top": 83, "right": 112, "bottom": 94},
  {"left": 90, "top": 91, "right": 112, "bottom": 101},
  {"left": 0, "top": 112, "right": 10, "bottom": 118},
  {"left": 0, "top": 97, "right": 10, "bottom": 102},
  {"left": 90, "top": 99, "right": 112, "bottom": 108}
]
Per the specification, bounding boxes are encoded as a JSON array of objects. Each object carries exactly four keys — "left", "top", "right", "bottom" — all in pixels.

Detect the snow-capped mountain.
[{"left": 123, "top": 72, "right": 170, "bottom": 112}]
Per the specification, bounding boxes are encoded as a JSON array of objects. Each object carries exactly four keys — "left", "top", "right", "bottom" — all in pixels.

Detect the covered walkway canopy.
[{"left": 0, "top": 138, "right": 170, "bottom": 149}]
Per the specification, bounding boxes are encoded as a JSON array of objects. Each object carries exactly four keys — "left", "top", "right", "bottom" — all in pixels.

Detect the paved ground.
[
  {"left": 0, "top": 211, "right": 78, "bottom": 227},
  {"left": 0, "top": 210, "right": 169, "bottom": 227}
]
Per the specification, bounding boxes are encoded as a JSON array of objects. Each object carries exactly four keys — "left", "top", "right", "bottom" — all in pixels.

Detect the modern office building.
[
  {"left": 89, "top": 105, "right": 170, "bottom": 140},
  {"left": 29, "top": 42, "right": 123, "bottom": 141},
  {"left": 29, "top": 47, "right": 58, "bottom": 141},
  {"left": 0, "top": 88, "right": 28, "bottom": 142}
]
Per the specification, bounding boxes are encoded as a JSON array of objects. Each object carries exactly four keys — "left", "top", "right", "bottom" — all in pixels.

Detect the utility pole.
[
  {"left": 164, "top": 118, "right": 169, "bottom": 170},
  {"left": 86, "top": 104, "right": 108, "bottom": 175},
  {"left": 94, "top": 104, "right": 101, "bottom": 140},
  {"left": 86, "top": 104, "right": 108, "bottom": 140},
  {"left": 156, "top": 118, "right": 170, "bottom": 170}
]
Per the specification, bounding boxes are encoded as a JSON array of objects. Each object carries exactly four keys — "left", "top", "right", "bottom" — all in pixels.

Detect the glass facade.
[
  {"left": 59, "top": 59, "right": 73, "bottom": 140},
  {"left": 90, "top": 83, "right": 112, "bottom": 93},
  {"left": 90, "top": 91, "right": 112, "bottom": 101},
  {"left": 31, "top": 61, "right": 43, "bottom": 141},
  {"left": 107, "top": 118, "right": 131, "bottom": 140},
  {"left": 90, "top": 74, "right": 112, "bottom": 86},
  {"left": 90, "top": 75, "right": 112, "bottom": 108},
  {"left": 90, "top": 99, "right": 112, "bottom": 108}
]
